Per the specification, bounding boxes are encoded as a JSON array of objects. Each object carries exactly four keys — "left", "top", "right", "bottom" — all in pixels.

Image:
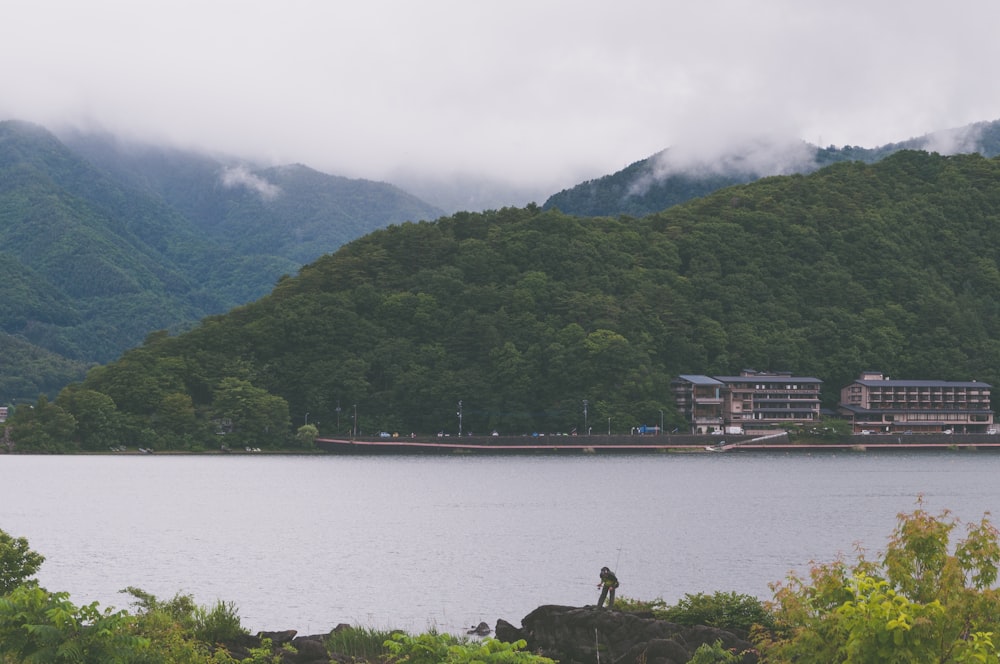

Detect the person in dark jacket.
[{"left": 597, "top": 566, "right": 619, "bottom": 608}]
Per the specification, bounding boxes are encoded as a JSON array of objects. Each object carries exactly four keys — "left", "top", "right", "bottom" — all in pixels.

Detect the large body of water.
[{"left": 2, "top": 451, "right": 999, "bottom": 635}]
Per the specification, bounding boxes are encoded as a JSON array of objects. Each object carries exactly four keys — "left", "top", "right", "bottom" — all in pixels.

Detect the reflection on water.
[{"left": 1, "top": 451, "right": 998, "bottom": 633}]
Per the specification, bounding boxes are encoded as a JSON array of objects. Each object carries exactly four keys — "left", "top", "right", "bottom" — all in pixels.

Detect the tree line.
[{"left": 6, "top": 150, "right": 1000, "bottom": 452}]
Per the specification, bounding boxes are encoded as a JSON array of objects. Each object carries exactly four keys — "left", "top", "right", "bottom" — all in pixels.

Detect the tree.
[
  {"left": 154, "top": 392, "right": 203, "bottom": 449},
  {"left": 212, "top": 378, "right": 290, "bottom": 448},
  {"left": 0, "top": 528, "right": 44, "bottom": 595},
  {"left": 6, "top": 395, "right": 78, "bottom": 453},
  {"left": 56, "top": 386, "right": 123, "bottom": 451},
  {"left": 760, "top": 501, "right": 1000, "bottom": 663},
  {"left": 296, "top": 423, "right": 319, "bottom": 448}
]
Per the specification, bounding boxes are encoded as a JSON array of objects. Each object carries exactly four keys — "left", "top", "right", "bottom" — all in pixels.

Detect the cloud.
[
  {"left": 919, "top": 124, "right": 986, "bottom": 156},
  {"left": 219, "top": 166, "right": 281, "bottom": 201},
  {"left": 649, "top": 134, "right": 818, "bottom": 180},
  {"left": 3, "top": 0, "right": 1000, "bottom": 201}
]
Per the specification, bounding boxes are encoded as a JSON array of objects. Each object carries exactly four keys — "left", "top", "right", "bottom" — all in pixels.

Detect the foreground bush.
[
  {"left": 0, "top": 529, "right": 44, "bottom": 595},
  {"left": 0, "top": 585, "right": 148, "bottom": 662},
  {"left": 384, "top": 630, "right": 555, "bottom": 664},
  {"left": 758, "top": 500, "right": 1000, "bottom": 663},
  {"left": 616, "top": 591, "right": 774, "bottom": 632},
  {"left": 325, "top": 625, "right": 397, "bottom": 661}
]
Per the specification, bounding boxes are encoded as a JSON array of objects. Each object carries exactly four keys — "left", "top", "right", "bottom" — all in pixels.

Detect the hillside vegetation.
[
  {"left": 0, "top": 121, "right": 442, "bottom": 400},
  {"left": 544, "top": 119, "right": 1000, "bottom": 217},
  {"left": 11, "top": 150, "right": 1000, "bottom": 451}
]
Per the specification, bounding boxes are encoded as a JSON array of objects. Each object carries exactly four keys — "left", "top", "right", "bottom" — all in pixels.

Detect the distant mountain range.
[
  {"left": 542, "top": 119, "right": 1000, "bottom": 217},
  {"left": 4, "top": 116, "right": 1000, "bottom": 403},
  {"left": 0, "top": 120, "right": 443, "bottom": 400}
]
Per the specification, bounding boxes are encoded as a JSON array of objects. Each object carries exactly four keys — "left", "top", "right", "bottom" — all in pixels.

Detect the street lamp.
[
  {"left": 583, "top": 399, "right": 588, "bottom": 435},
  {"left": 608, "top": 417, "right": 612, "bottom": 436},
  {"left": 458, "top": 400, "right": 463, "bottom": 437},
  {"left": 353, "top": 404, "right": 358, "bottom": 439},
  {"left": 335, "top": 402, "right": 342, "bottom": 433}
]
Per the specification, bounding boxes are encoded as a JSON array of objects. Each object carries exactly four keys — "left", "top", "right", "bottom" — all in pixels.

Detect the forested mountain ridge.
[
  {"left": 26, "top": 150, "right": 1000, "bottom": 452},
  {"left": 543, "top": 119, "right": 1000, "bottom": 217},
  {"left": 59, "top": 129, "right": 445, "bottom": 265},
  {"left": 0, "top": 121, "right": 444, "bottom": 401}
]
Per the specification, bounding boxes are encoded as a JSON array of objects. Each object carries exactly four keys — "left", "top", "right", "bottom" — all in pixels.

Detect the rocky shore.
[{"left": 228, "top": 604, "right": 757, "bottom": 664}]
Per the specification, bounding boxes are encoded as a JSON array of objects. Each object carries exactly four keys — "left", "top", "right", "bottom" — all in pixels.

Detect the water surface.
[{"left": 1, "top": 451, "right": 997, "bottom": 634}]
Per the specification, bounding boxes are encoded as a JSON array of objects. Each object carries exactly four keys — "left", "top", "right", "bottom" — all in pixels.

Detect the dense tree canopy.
[
  {"left": 5, "top": 150, "right": 989, "bottom": 451},
  {"left": 0, "top": 120, "right": 443, "bottom": 401}
]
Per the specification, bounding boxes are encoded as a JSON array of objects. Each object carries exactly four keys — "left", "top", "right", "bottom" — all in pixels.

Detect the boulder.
[
  {"left": 222, "top": 631, "right": 330, "bottom": 664},
  {"left": 257, "top": 629, "right": 297, "bottom": 646},
  {"left": 504, "top": 605, "right": 757, "bottom": 664},
  {"left": 467, "top": 621, "right": 492, "bottom": 636}
]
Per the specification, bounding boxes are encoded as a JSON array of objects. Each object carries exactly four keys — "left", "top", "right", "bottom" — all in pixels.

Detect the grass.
[{"left": 325, "top": 625, "right": 399, "bottom": 661}]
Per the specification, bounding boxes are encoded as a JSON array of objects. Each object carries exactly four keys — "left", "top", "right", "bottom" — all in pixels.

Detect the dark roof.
[
  {"left": 714, "top": 375, "right": 822, "bottom": 384},
  {"left": 854, "top": 379, "right": 991, "bottom": 389},
  {"left": 673, "top": 375, "right": 725, "bottom": 386}
]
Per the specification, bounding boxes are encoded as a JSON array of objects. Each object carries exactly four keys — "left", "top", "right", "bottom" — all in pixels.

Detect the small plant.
[
  {"left": 384, "top": 630, "right": 554, "bottom": 664},
  {"left": 688, "top": 639, "right": 741, "bottom": 664},
  {"left": 612, "top": 595, "right": 670, "bottom": 614},
  {"left": 616, "top": 592, "right": 773, "bottom": 632},
  {"left": 662, "top": 591, "right": 775, "bottom": 631},
  {"left": 194, "top": 599, "right": 248, "bottom": 644},
  {"left": 325, "top": 625, "right": 397, "bottom": 660}
]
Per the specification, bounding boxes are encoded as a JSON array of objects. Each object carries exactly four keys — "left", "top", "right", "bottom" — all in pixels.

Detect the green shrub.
[
  {"left": 0, "top": 528, "right": 45, "bottom": 594},
  {"left": 689, "top": 639, "right": 741, "bottom": 664},
  {"left": 194, "top": 599, "right": 248, "bottom": 644},
  {"left": 0, "top": 585, "right": 150, "bottom": 662},
  {"left": 384, "top": 630, "right": 554, "bottom": 664},
  {"left": 760, "top": 503, "right": 1000, "bottom": 663},
  {"left": 610, "top": 595, "right": 669, "bottom": 614},
  {"left": 325, "top": 625, "right": 397, "bottom": 660},
  {"left": 662, "top": 591, "right": 775, "bottom": 631},
  {"left": 616, "top": 591, "right": 773, "bottom": 632}
]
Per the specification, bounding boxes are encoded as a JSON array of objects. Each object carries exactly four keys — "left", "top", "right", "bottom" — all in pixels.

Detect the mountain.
[
  {"left": 543, "top": 119, "right": 1000, "bottom": 217},
  {"left": 48, "top": 149, "right": 1000, "bottom": 452},
  {"left": 59, "top": 130, "right": 445, "bottom": 265},
  {"left": 0, "top": 121, "right": 444, "bottom": 401}
]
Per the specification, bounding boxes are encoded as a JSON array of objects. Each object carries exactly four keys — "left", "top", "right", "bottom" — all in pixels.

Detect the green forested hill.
[
  {"left": 0, "top": 121, "right": 443, "bottom": 400},
  {"left": 35, "top": 150, "right": 1000, "bottom": 452},
  {"left": 544, "top": 119, "right": 1000, "bottom": 217},
  {"left": 59, "top": 130, "right": 445, "bottom": 265},
  {"left": 0, "top": 120, "right": 219, "bottom": 396}
]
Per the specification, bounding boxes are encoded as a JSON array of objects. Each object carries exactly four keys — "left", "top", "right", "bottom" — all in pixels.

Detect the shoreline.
[{"left": 5, "top": 433, "right": 1000, "bottom": 455}]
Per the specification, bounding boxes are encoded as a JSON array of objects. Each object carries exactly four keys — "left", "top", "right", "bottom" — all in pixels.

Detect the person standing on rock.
[{"left": 597, "top": 566, "right": 619, "bottom": 608}]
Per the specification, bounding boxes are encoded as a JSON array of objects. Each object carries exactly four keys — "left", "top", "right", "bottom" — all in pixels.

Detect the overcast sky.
[{"left": 4, "top": 0, "right": 1000, "bottom": 195}]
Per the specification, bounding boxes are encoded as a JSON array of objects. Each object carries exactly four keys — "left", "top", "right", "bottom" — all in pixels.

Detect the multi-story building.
[
  {"left": 671, "top": 370, "right": 823, "bottom": 434},
  {"left": 838, "top": 371, "right": 994, "bottom": 434},
  {"left": 671, "top": 375, "right": 726, "bottom": 434}
]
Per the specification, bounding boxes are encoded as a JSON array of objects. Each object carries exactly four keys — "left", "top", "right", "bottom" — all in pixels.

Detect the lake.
[{"left": 1, "top": 450, "right": 998, "bottom": 635}]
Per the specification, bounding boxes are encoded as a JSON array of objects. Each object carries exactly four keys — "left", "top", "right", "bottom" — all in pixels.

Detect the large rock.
[
  {"left": 220, "top": 631, "right": 331, "bottom": 664},
  {"left": 498, "top": 605, "right": 758, "bottom": 664}
]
